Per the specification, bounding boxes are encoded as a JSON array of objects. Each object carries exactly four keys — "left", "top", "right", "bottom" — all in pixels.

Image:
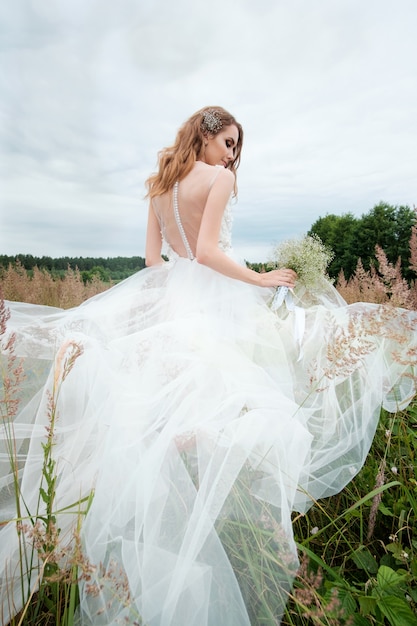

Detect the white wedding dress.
[{"left": 1, "top": 170, "right": 417, "bottom": 625}]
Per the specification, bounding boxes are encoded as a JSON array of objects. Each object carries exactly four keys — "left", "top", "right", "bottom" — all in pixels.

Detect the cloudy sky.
[{"left": 1, "top": 0, "right": 416, "bottom": 263}]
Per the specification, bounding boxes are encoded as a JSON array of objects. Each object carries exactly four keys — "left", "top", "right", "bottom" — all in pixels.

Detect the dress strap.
[
  {"left": 173, "top": 182, "right": 194, "bottom": 260},
  {"left": 208, "top": 165, "right": 222, "bottom": 190}
]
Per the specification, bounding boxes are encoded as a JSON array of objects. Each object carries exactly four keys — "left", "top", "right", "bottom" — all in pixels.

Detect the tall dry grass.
[
  {"left": 336, "top": 221, "right": 417, "bottom": 309},
  {"left": 4, "top": 219, "right": 417, "bottom": 311},
  {"left": 0, "top": 262, "right": 110, "bottom": 309}
]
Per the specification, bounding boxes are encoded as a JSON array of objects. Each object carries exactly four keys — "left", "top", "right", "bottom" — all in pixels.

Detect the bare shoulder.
[
  {"left": 187, "top": 162, "right": 235, "bottom": 192},
  {"left": 211, "top": 166, "right": 235, "bottom": 189}
]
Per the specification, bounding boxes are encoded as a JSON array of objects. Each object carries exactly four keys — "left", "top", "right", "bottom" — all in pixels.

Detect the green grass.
[{"left": 284, "top": 404, "right": 417, "bottom": 625}]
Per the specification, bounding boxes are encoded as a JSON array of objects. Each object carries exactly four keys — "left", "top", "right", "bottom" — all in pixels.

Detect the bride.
[{"left": 1, "top": 106, "right": 416, "bottom": 625}]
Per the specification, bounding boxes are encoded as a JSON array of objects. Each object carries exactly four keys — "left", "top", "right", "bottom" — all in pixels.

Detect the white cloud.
[{"left": 1, "top": 0, "right": 416, "bottom": 261}]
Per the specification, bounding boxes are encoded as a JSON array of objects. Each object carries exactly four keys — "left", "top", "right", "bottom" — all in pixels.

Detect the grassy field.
[{"left": 1, "top": 259, "right": 416, "bottom": 625}]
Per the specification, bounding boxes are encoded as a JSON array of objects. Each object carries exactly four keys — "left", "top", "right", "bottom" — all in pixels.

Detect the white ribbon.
[{"left": 271, "top": 286, "right": 305, "bottom": 361}]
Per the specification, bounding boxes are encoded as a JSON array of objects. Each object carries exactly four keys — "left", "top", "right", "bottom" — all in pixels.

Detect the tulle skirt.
[{"left": 1, "top": 258, "right": 416, "bottom": 625}]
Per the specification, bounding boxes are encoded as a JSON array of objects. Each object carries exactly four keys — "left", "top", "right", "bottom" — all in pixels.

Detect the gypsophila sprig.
[{"left": 270, "top": 234, "right": 334, "bottom": 290}]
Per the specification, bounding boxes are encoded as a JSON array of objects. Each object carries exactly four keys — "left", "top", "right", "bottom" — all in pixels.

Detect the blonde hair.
[{"left": 145, "top": 106, "right": 243, "bottom": 198}]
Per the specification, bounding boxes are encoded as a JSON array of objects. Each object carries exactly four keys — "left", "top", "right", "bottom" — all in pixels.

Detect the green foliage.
[
  {"left": 0, "top": 255, "right": 146, "bottom": 282},
  {"left": 309, "top": 202, "right": 416, "bottom": 281},
  {"left": 80, "top": 265, "right": 111, "bottom": 283},
  {"left": 307, "top": 212, "right": 357, "bottom": 279},
  {"left": 286, "top": 404, "right": 417, "bottom": 624},
  {"left": 360, "top": 565, "right": 417, "bottom": 625},
  {"left": 356, "top": 203, "right": 416, "bottom": 277}
]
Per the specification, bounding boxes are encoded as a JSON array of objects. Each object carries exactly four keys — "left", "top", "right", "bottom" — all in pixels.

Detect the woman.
[
  {"left": 1, "top": 106, "right": 416, "bottom": 626},
  {"left": 144, "top": 107, "right": 296, "bottom": 289}
]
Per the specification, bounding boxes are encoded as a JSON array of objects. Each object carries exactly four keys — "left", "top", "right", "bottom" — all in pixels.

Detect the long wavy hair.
[{"left": 145, "top": 106, "right": 243, "bottom": 198}]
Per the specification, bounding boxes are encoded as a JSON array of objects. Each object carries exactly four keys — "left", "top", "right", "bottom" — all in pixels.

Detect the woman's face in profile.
[{"left": 202, "top": 125, "right": 239, "bottom": 168}]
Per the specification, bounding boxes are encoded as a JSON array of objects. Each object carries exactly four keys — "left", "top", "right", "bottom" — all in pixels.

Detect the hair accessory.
[{"left": 201, "top": 109, "right": 223, "bottom": 134}]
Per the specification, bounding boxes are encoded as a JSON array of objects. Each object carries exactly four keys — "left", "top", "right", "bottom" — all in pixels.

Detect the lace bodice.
[{"left": 218, "top": 204, "right": 233, "bottom": 253}]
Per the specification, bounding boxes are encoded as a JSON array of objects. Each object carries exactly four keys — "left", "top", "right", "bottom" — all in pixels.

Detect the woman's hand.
[{"left": 258, "top": 268, "right": 297, "bottom": 289}]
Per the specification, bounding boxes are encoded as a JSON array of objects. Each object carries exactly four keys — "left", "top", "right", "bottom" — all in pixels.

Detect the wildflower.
[
  {"left": 53, "top": 339, "right": 84, "bottom": 389},
  {"left": 294, "top": 556, "right": 354, "bottom": 623},
  {"left": 385, "top": 429, "right": 391, "bottom": 439},
  {"left": 294, "top": 553, "right": 323, "bottom": 607},
  {"left": 0, "top": 294, "right": 25, "bottom": 421},
  {"left": 389, "top": 534, "right": 397, "bottom": 542},
  {"left": 310, "top": 526, "right": 319, "bottom": 535},
  {"left": 402, "top": 551, "right": 409, "bottom": 560},
  {"left": 367, "top": 459, "right": 386, "bottom": 541},
  {"left": 391, "top": 466, "right": 398, "bottom": 475},
  {"left": 304, "top": 306, "right": 383, "bottom": 389}
]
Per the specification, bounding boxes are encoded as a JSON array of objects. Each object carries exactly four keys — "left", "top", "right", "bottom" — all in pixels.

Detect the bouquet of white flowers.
[{"left": 269, "top": 234, "right": 334, "bottom": 310}]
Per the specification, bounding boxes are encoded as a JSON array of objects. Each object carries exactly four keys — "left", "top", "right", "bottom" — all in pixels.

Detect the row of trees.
[
  {"left": 1, "top": 202, "right": 416, "bottom": 283},
  {"left": 0, "top": 255, "right": 146, "bottom": 283},
  {"left": 308, "top": 201, "right": 416, "bottom": 280}
]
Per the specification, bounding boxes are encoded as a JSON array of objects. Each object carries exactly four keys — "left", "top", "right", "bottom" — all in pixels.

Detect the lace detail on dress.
[
  {"left": 162, "top": 238, "right": 177, "bottom": 262},
  {"left": 218, "top": 203, "right": 233, "bottom": 253}
]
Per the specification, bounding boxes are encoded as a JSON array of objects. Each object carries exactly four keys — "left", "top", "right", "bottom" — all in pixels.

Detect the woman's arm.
[
  {"left": 196, "top": 169, "right": 296, "bottom": 288},
  {"left": 145, "top": 203, "right": 165, "bottom": 266}
]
